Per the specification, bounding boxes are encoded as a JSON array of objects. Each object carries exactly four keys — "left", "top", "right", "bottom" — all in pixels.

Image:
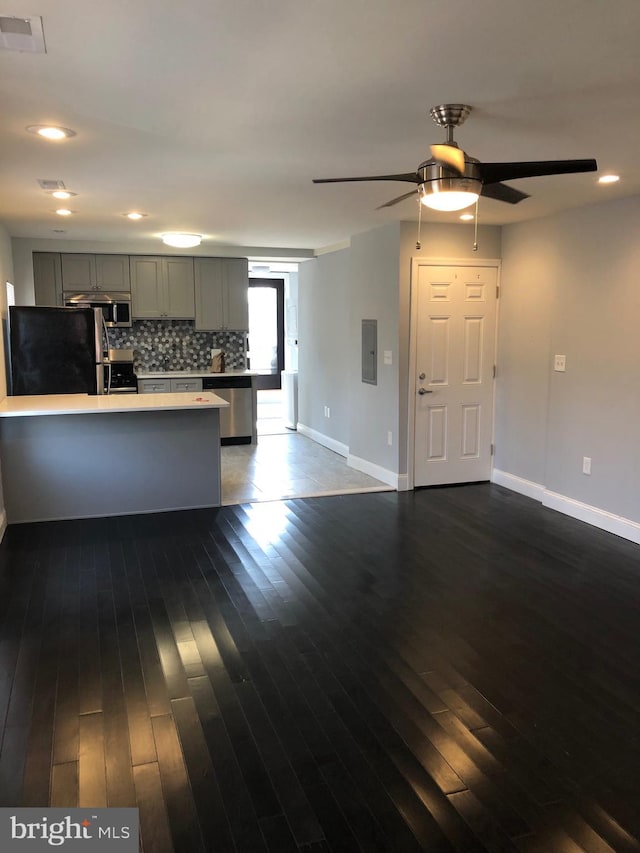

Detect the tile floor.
[{"left": 220, "top": 390, "right": 392, "bottom": 505}]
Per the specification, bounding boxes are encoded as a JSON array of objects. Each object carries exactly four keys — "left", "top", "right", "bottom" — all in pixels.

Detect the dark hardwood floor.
[{"left": 1, "top": 483, "right": 639, "bottom": 852}]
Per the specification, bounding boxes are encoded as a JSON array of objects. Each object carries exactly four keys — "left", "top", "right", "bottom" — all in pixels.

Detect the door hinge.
[
  {"left": 492, "top": 364, "right": 497, "bottom": 379},
  {"left": 490, "top": 443, "right": 495, "bottom": 456},
  {"left": 496, "top": 285, "right": 500, "bottom": 299}
]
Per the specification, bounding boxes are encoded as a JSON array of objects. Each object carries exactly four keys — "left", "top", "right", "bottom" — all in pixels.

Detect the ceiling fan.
[{"left": 313, "top": 104, "right": 598, "bottom": 212}]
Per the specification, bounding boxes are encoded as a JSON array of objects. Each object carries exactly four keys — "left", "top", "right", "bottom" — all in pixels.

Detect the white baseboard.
[
  {"left": 492, "top": 468, "right": 640, "bottom": 545},
  {"left": 296, "top": 424, "right": 398, "bottom": 489},
  {"left": 0, "top": 508, "right": 6, "bottom": 543},
  {"left": 297, "top": 423, "right": 348, "bottom": 457},
  {"left": 542, "top": 490, "right": 640, "bottom": 545},
  {"left": 347, "top": 454, "right": 399, "bottom": 489},
  {"left": 491, "top": 469, "right": 545, "bottom": 501}
]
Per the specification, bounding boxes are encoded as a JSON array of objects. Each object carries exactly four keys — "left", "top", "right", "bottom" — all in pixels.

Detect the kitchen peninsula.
[{"left": 0, "top": 391, "right": 229, "bottom": 523}]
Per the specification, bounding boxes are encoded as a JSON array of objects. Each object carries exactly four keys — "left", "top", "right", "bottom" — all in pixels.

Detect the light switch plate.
[
  {"left": 554, "top": 354, "right": 566, "bottom": 372},
  {"left": 383, "top": 350, "right": 392, "bottom": 365}
]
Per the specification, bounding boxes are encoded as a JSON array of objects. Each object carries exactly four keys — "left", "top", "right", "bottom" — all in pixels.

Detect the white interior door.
[{"left": 413, "top": 263, "right": 498, "bottom": 487}]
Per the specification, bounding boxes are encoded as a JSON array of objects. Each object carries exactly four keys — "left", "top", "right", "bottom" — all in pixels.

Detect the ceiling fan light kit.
[{"left": 313, "top": 103, "right": 598, "bottom": 213}]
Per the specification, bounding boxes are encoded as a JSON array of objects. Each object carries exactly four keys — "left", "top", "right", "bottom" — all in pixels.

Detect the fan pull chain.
[
  {"left": 473, "top": 198, "right": 479, "bottom": 252},
  {"left": 416, "top": 197, "right": 422, "bottom": 250}
]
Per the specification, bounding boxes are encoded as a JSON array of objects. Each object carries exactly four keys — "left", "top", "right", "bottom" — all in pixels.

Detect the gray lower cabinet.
[
  {"left": 137, "top": 378, "right": 171, "bottom": 393},
  {"left": 137, "top": 377, "right": 203, "bottom": 393},
  {"left": 33, "top": 252, "right": 63, "bottom": 305},
  {"left": 170, "top": 378, "right": 203, "bottom": 393},
  {"left": 194, "top": 257, "right": 248, "bottom": 330},
  {"left": 130, "top": 256, "right": 195, "bottom": 319}
]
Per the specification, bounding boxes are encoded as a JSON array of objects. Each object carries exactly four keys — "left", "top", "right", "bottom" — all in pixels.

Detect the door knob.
[
  {"left": 418, "top": 387, "right": 433, "bottom": 395},
  {"left": 419, "top": 372, "right": 426, "bottom": 380}
]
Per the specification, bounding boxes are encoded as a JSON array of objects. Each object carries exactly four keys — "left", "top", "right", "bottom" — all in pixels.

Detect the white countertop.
[{"left": 0, "top": 392, "right": 229, "bottom": 418}]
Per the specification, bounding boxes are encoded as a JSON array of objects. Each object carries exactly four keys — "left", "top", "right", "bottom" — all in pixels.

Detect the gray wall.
[
  {"left": 297, "top": 250, "right": 351, "bottom": 446},
  {"left": 497, "top": 194, "right": 640, "bottom": 523},
  {"left": 347, "top": 223, "right": 402, "bottom": 471}
]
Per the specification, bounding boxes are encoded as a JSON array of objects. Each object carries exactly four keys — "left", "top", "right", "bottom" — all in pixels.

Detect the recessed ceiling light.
[
  {"left": 50, "top": 190, "right": 76, "bottom": 199},
  {"left": 27, "top": 124, "right": 76, "bottom": 140},
  {"left": 55, "top": 208, "right": 73, "bottom": 216},
  {"left": 124, "top": 212, "right": 147, "bottom": 220},
  {"left": 598, "top": 174, "right": 620, "bottom": 184},
  {"left": 459, "top": 213, "right": 474, "bottom": 221},
  {"left": 161, "top": 232, "right": 202, "bottom": 248}
]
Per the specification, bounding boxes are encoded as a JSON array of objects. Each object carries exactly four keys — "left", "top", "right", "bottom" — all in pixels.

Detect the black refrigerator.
[{"left": 9, "top": 305, "right": 107, "bottom": 396}]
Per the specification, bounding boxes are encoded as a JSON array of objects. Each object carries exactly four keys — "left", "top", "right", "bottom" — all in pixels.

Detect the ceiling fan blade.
[
  {"left": 376, "top": 190, "right": 418, "bottom": 209},
  {"left": 313, "top": 172, "right": 421, "bottom": 185},
  {"left": 479, "top": 158, "right": 597, "bottom": 185},
  {"left": 480, "top": 182, "right": 530, "bottom": 204},
  {"left": 430, "top": 144, "right": 465, "bottom": 174}
]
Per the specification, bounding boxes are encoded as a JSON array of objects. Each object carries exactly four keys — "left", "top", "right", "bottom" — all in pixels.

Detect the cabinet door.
[
  {"left": 130, "top": 256, "right": 164, "bottom": 318},
  {"left": 137, "top": 378, "right": 171, "bottom": 393},
  {"left": 33, "top": 252, "right": 63, "bottom": 305},
  {"left": 61, "top": 254, "right": 96, "bottom": 290},
  {"left": 164, "top": 257, "right": 195, "bottom": 318},
  {"left": 95, "top": 255, "right": 130, "bottom": 291},
  {"left": 223, "top": 258, "right": 249, "bottom": 330},
  {"left": 194, "top": 258, "right": 225, "bottom": 330},
  {"left": 170, "top": 378, "right": 203, "bottom": 393}
]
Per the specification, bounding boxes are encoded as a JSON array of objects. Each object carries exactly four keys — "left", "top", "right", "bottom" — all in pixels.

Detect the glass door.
[{"left": 248, "top": 279, "right": 284, "bottom": 390}]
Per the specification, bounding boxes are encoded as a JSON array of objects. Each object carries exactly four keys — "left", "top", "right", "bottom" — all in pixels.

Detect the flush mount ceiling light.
[
  {"left": 27, "top": 124, "right": 76, "bottom": 140},
  {"left": 598, "top": 174, "right": 620, "bottom": 184},
  {"left": 161, "top": 232, "right": 202, "bottom": 248},
  {"left": 124, "top": 212, "right": 147, "bottom": 220}
]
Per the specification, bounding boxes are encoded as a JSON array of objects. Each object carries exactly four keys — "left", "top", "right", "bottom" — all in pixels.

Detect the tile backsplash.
[{"left": 108, "top": 320, "right": 247, "bottom": 372}]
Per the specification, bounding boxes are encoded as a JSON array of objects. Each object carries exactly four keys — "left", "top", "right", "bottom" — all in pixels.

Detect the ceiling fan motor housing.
[{"left": 417, "top": 157, "right": 482, "bottom": 196}]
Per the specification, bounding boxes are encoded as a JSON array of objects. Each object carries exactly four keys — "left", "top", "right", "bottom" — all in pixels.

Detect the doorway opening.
[{"left": 248, "top": 279, "right": 285, "bottom": 391}]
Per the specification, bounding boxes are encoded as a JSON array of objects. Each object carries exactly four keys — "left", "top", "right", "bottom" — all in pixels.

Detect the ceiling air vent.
[
  {"left": 37, "top": 179, "right": 66, "bottom": 191},
  {"left": 0, "top": 15, "right": 46, "bottom": 52}
]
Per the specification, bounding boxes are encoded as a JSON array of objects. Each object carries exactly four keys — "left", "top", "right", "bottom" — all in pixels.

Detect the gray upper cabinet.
[
  {"left": 33, "top": 252, "right": 63, "bottom": 305},
  {"left": 130, "top": 256, "right": 195, "bottom": 319},
  {"left": 194, "top": 257, "right": 248, "bottom": 331},
  {"left": 61, "top": 253, "right": 130, "bottom": 291}
]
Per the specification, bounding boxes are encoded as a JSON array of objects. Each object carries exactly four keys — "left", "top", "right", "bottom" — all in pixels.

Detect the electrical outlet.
[
  {"left": 582, "top": 456, "right": 592, "bottom": 475},
  {"left": 554, "top": 354, "right": 566, "bottom": 372},
  {"left": 387, "top": 431, "right": 393, "bottom": 446}
]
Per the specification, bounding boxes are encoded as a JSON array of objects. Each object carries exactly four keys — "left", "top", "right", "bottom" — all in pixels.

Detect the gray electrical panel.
[{"left": 362, "top": 319, "right": 377, "bottom": 385}]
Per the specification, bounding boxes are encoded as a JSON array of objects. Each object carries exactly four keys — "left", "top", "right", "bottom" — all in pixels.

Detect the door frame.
[
  {"left": 406, "top": 257, "right": 502, "bottom": 491},
  {"left": 248, "top": 277, "right": 285, "bottom": 391}
]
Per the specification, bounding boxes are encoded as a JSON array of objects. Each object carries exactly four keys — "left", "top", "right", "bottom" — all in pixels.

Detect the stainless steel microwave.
[{"left": 63, "top": 291, "right": 132, "bottom": 327}]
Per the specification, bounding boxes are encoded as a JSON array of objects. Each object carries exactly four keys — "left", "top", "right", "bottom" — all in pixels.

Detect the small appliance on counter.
[
  {"left": 9, "top": 305, "right": 108, "bottom": 396},
  {"left": 106, "top": 348, "right": 138, "bottom": 394}
]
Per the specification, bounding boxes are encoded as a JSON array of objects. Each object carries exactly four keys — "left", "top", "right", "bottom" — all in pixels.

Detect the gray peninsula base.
[{"left": 0, "top": 407, "right": 222, "bottom": 523}]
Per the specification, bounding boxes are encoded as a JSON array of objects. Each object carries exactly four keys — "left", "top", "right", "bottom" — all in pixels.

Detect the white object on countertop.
[{"left": 0, "top": 392, "right": 229, "bottom": 418}]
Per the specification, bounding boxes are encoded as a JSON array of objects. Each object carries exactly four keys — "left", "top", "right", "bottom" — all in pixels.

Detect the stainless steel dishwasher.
[{"left": 202, "top": 376, "right": 254, "bottom": 444}]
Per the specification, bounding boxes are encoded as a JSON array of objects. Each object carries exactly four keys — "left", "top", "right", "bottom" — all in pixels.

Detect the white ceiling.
[{"left": 1, "top": 0, "right": 639, "bottom": 252}]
